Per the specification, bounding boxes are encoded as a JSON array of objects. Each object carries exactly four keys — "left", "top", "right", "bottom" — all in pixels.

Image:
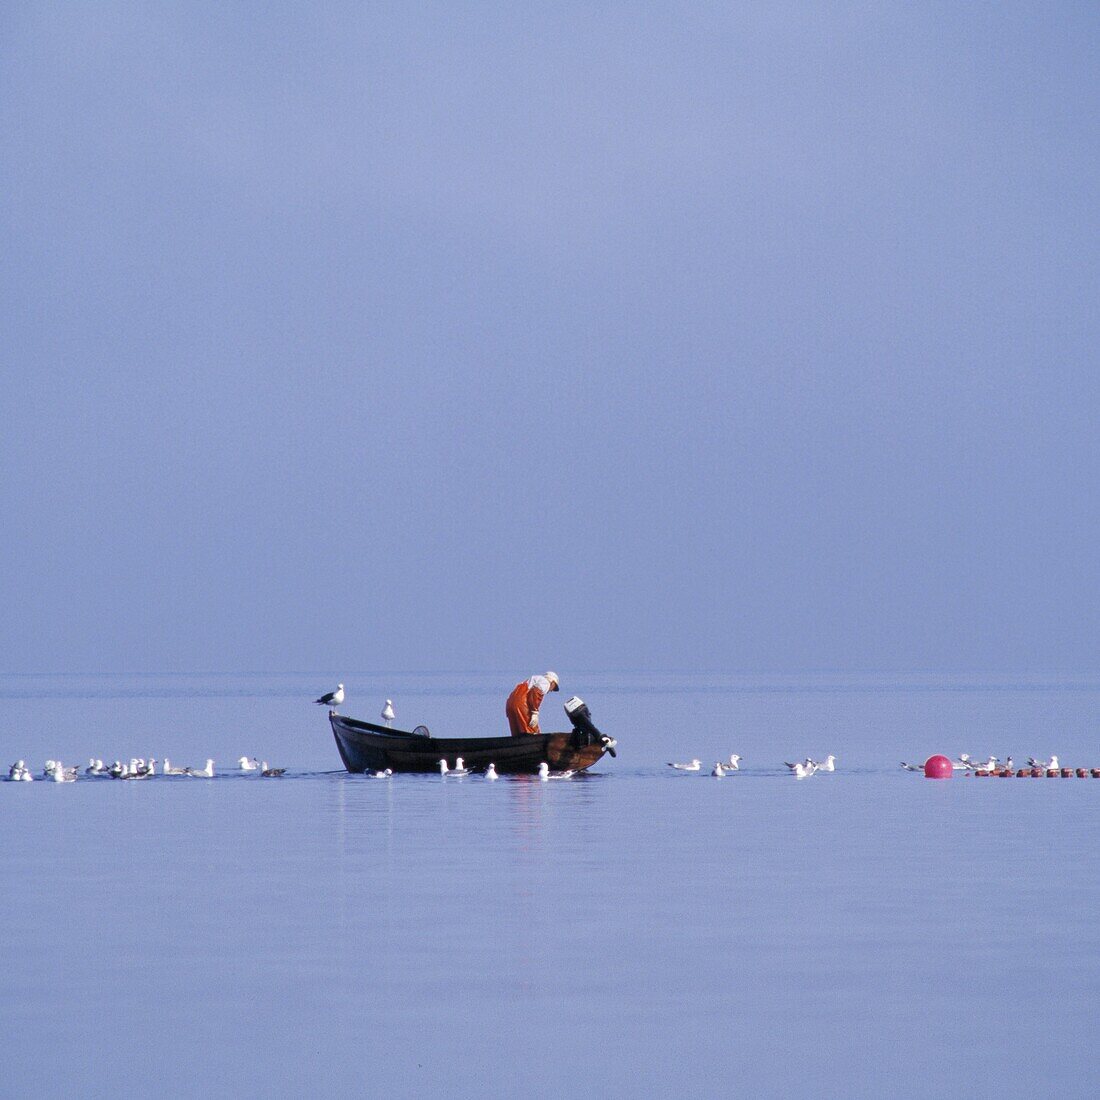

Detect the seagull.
[
  {"left": 185, "top": 759, "right": 215, "bottom": 778},
  {"left": 46, "top": 762, "right": 75, "bottom": 783},
  {"left": 8, "top": 760, "right": 25, "bottom": 780},
  {"left": 449, "top": 757, "right": 470, "bottom": 778},
  {"left": 1027, "top": 755, "right": 1059, "bottom": 770},
  {"left": 85, "top": 758, "right": 104, "bottom": 776},
  {"left": 368, "top": 768, "right": 393, "bottom": 778},
  {"left": 712, "top": 762, "right": 727, "bottom": 777},
  {"left": 900, "top": 761, "right": 923, "bottom": 771},
  {"left": 438, "top": 759, "right": 449, "bottom": 775},
  {"left": 381, "top": 700, "right": 395, "bottom": 725},
  {"left": 163, "top": 759, "right": 186, "bottom": 775},
  {"left": 786, "top": 761, "right": 816, "bottom": 778},
  {"left": 810, "top": 755, "right": 836, "bottom": 772},
  {"left": 667, "top": 759, "right": 701, "bottom": 771},
  {"left": 537, "top": 762, "right": 574, "bottom": 780},
  {"left": 1003, "top": 756, "right": 1013, "bottom": 772},
  {"left": 238, "top": 757, "right": 259, "bottom": 772},
  {"left": 315, "top": 683, "right": 345, "bottom": 710},
  {"left": 971, "top": 756, "right": 998, "bottom": 772},
  {"left": 8, "top": 760, "right": 32, "bottom": 782},
  {"left": 726, "top": 754, "right": 741, "bottom": 771},
  {"left": 260, "top": 763, "right": 286, "bottom": 777},
  {"left": 485, "top": 763, "right": 499, "bottom": 780}
]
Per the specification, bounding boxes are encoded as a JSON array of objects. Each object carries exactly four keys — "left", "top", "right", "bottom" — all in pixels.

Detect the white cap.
[{"left": 545, "top": 671, "right": 560, "bottom": 687}]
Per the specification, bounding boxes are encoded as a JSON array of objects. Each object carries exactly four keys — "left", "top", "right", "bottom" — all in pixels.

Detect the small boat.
[{"left": 330, "top": 697, "right": 614, "bottom": 775}]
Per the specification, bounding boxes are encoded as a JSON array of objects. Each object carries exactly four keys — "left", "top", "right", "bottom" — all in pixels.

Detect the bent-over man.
[{"left": 506, "top": 671, "right": 559, "bottom": 736}]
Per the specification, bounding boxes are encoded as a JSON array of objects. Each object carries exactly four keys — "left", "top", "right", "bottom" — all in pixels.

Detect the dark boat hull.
[{"left": 330, "top": 713, "right": 608, "bottom": 774}]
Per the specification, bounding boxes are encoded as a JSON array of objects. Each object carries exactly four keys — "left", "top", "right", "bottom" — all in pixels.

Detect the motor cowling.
[{"left": 564, "top": 696, "right": 616, "bottom": 756}]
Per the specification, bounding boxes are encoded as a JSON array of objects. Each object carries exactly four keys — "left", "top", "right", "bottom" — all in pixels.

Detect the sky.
[{"left": 1, "top": 2, "right": 1098, "bottom": 675}]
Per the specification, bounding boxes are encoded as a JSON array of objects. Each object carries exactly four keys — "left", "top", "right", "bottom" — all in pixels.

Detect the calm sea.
[{"left": 3, "top": 673, "right": 1099, "bottom": 1098}]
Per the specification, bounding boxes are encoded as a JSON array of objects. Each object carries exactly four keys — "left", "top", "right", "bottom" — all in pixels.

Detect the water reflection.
[{"left": 505, "top": 774, "right": 546, "bottom": 848}]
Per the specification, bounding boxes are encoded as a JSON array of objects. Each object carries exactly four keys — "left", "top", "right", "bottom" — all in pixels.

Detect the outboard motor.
[{"left": 564, "top": 696, "right": 617, "bottom": 757}]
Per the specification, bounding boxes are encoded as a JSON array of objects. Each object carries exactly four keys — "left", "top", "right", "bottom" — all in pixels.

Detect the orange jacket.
[{"left": 506, "top": 675, "right": 553, "bottom": 736}]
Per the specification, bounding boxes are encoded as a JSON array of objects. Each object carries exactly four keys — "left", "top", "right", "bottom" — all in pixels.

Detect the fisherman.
[{"left": 506, "top": 671, "right": 559, "bottom": 736}]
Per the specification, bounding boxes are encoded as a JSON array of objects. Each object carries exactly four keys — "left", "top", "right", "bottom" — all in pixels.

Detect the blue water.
[{"left": 3, "top": 673, "right": 1100, "bottom": 1098}]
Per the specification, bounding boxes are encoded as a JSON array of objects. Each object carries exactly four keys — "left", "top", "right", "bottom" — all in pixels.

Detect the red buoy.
[
  {"left": 1091, "top": 769, "right": 1100, "bottom": 778},
  {"left": 1077, "top": 769, "right": 1088, "bottom": 778},
  {"left": 1017, "top": 769, "right": 1028, "bottom": 777},
  {"left": 923, "top": 754, "right": 953, "bottom": 779},
  {"left": 1047, "top": 770, "right": 1059, "bottom": 778},
  {"left": 1031, "top": 768, "right": 1043, "bottom": 777}
]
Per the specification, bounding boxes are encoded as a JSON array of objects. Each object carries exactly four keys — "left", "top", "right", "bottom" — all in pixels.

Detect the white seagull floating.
[
  {"left": 537, "top": 762, "right": 574, "bottom": 781},
  {"left": 315, "top": 683, "right": 345, "bottom": 710},
  {"left": 8, "top": 760, "right": 33, "bottom": 782},
  {"left": 381, "top": 700, "right": 395, "bottom": 725},
  {"left": 163, "top": 759, "right": 186, "bottom": 775},
  {"left": 900, "top": 761, "right": 923, "bottom": 771},
  {"left": 711, "top": 762, "right": 727, "bottom": 777},
  {"left": 952, "top": 753, "right": 973, "bottom": 771},
  {"left": 667, "top": 759, "right": 701, "bottom": 772},
  {"left": 810, "top": 755, "right": 836, "bottom": 772},
  {"left": 186, "top": 759, "right": 215, "bottom": 778},
  {"left": 485, "top": 763, "right": 498, "bottom": 780},
  {"left": 369, "top": 768, "right": 393, "bottom": 779},
  {"left": 1028, "top": 755, "right": 1059, "bottom": 770},
  {"left": 786, "top": 761, "right": 816, "bottom": 778},
  {"left": 726, "top": 754, "right": 741, "bottom": 771},
  {"left": 238, "top": 757, "right": 259, "bottom": 772}
]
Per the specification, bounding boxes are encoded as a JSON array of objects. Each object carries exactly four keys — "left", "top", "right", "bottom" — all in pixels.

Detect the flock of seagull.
[
  {"left": 4, "top": 681, "right": 361, "bottom": 785},
  {"left": 6, "top": 756, "right": 286, "bottom": 783},
  {"left": 667, "top": 754, "right": 837, "bottom": 778},
  {"left": 899, "top": 753, "right": 1060, "bottom": 773}
]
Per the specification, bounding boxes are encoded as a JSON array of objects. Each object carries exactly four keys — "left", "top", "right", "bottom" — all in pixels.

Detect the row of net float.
[{"left": 971, "top": 768, "right": 1100, "bottom": 778}]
